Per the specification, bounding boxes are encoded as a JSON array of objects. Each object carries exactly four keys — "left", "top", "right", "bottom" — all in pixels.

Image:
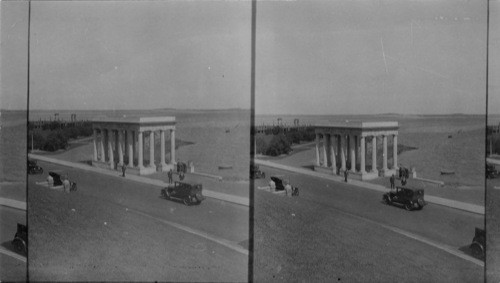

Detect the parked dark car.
[
  {"left": 250, "top": 164, "right": 265, "bottom": 179},
  {"left": 383, "top": 186, "right": 426, "bottom": 211},
  {"left": 487, "top": 163, "right": 499, "bottom": 179},
  {"left": 48, "top": 171, "right": 77, "bottom": 191},
  {"left": 469, "top": 227, "right": 485, "bottom": 260},
  {"left": 28, "top": 159, "right": 43, "bottom": 175},
  {"left": 12, "top": 223, "right": 27, "bottom": 255},
  {"left": 270, "top": 175, "right": 299, "bottom": 196},
  {"left": 161, "top": 181, "right": 205, "bottom": 205}
]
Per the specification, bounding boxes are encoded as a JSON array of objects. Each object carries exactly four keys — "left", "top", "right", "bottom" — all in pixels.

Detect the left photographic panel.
[
  {"left": 25, "top": 1, "right": 251, "bottom": 281},
  {"left": 0, "top": 1, "right": 29, "bottom": 282}
]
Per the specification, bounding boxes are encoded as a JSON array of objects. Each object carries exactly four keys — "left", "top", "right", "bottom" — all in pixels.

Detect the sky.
[
  {"left": 0, "top": 0, "right": 497, "bottom": 115},
  {"left": 1, "top": 1, "right": 251, "bottom": 111},
  {"left": 255, "top": 0, "right": 492, "bottom": 115}
]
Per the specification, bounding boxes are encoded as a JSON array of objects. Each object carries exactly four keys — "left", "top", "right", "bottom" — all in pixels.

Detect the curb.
[
  {"left": 0, "top": 197, "right": 26, "bottom": 211},
  {"left": 255, "top": 159, "right": 484, "bottom": 215},
  {"left": 28, "top": 154, "right": 249, "bottom": 207}
]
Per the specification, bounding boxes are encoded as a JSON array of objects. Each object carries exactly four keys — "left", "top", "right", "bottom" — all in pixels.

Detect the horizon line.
[{"left": 2, "top": 109, "right": 498, "bottom": 116}]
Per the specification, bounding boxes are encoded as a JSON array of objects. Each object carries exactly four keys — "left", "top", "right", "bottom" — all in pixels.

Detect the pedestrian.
[
  {"left": 344, "top": 170, "right": 349, "bottom": 183},
  {"left": 401, "top": 175, "right": 407, "bottom": 186},
  {"left": 399, "top": 167, "right": 403, "bottom": 179},
  {"left": 168, "top": 169, "right": 173, "bottom": 184},
  {"left": 390, "top": 174, "right": 395, "bottom": 190},
  {"left": 47, "top": 175, "right": 54, "bottom": 188},
  {"left": 63, "top": 178, "right": 70, "bottom": 193},
  {"left": 269, "top": 180, "right": 276, "bottom": 191},
  {"left": 122, "top": 164, "right": 126, "bottom": 177},
  {"left": 176, "top": 161, "right": 180, "bottom": 173},
  {"left": 179, "top": 171, "right": 185, "bottom": 181},
  {"left": 285, "top": 182, "right": 292, "bottom": 197}
]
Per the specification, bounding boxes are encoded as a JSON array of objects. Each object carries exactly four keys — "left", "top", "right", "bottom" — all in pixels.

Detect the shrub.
[
  {"left": 265, "top": 134, "right": 292, "bottom": 156},
  {"left": 64, "top": 127, "right": 79, "bottom": 140},
  {"left": 256, "top": 136, "right": 267, "bottom": 154},
  {"left": 43, "top": 131, "right": 68, "bottom": 152},
  {"left": 29, "top": 131, "right": 46, "bottom": 151}
]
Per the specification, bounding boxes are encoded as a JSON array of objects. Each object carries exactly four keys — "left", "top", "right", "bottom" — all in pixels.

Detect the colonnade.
[
  {"left": 314, "top": 122, "right": 399, "bottom": 180},
  {"left": 315, "top": 133, "right": 398, "bottom": 175},
  {"left": 93, "top": 128, "right": 176, "bottom": 171}
]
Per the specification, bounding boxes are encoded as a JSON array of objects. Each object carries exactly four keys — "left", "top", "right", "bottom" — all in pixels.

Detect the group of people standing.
[
  {"left": 389, "top": 166, "right": 410, "bottom": 189},
  {"left": 120, "top": 160, "right": 188, "bottom": 184}
]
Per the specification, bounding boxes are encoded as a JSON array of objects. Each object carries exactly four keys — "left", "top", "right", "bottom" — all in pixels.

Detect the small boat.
[
  {"left": 218, "top": 165, "right": 233, "bottom": 170},
  {"left": 440, "top": 169, "right": 455, "bottom": 175}
]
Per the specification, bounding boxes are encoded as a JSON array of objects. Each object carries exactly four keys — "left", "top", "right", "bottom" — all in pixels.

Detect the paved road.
[
  {"left": 28, "top": 161, "right": 249, "bottom": 281},
  {"left": 254, "top": 166, "right": 484, "bottom": 281},
  {"left": 0, "top": 206, "right": 27, "bottom": 282}
]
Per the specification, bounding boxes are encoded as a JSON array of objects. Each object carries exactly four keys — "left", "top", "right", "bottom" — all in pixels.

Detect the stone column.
[
  {"left": 382, "top": 135, "right": 388, "bottom": 171},
  {"left": 93, "top": 129, "right": 98, "bottom": 161},
  {"left": 372, "top": 136, "right": 378, "bottom": 173},
  {"left": 108, "top": 129, "right": 114, "bottom": 169},
  {"left": 118, "top": 130, "right": 124, "bottom": 166},
  {"left": 149, "top": 131, "right": 155, "bottom": 168},
  {"left": 160, "top": 130, "right": 167, "bottom": 168},
  {"left": 340, "top": 135, "right": 346, "bottom": 171},
  {"left": 322, "top": 135, "right": 328, "bottom": 167},
  {"left": 133, "top": 130, "right": 137, "bottom": 161},
  {"left": 127, "top": 130, "right": 134, "bottom": 167},
  {"left": 393, "top": 134, "right": 398, "bottom": 169},
  {"left": 100, "top": 129, "right": 106, "bottom": 162},
  {"left": 138, "top": 131, "right": 144, "bottom": 169},
  {"left": 330, "top": 135, "right": 336, "bottom": 174},
  {"left": 315, "top": 133, "right": 320, "bottom": 166},
  {"left": 170, "top": 129, "right": 176, "bottom": 164},
  {"left": 350, "top": 135, "right": 356, "bottom": 172},
  {"left": 360, "top": 136, "right": 366, "bottom": 173}
]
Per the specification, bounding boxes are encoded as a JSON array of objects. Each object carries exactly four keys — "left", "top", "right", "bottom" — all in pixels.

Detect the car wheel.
[
  {"left": 12, "top": 239, "right": 26, "bottom": 255},
  {"left": 470, "top": 242, "right": 484, "bottom": 259},
  {"left": 417, "top": 199, "right": 425, "bottom": 209},
  {"left": 404, "top": 203, "right": 413, "bottom": 211},
  {"left": 383, "top": 195, "right": 391, "bottom": 204},
  {"left": 167, "top": 190, "right": 173, "bottom": 198},
  {"left": 183, "top": 197, "right": 191, "bottom": 206}
]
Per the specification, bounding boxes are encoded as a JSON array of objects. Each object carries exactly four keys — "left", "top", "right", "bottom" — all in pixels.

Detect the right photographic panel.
[
  {"left": 253, "top": 0, "right": 487, "bottom": 281},
  {"left": 487, "top": 0, "right": 500, "bottom": 282}
]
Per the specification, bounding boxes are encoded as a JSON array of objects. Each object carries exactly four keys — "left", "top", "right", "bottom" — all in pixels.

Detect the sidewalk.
[
  {"left": 29, "top": 154, "right": 249, "bottom": 207},
  {"left": 0, "top": 198, "right": 26, "bottom": 211},
  {"left": 255, "top": 159, "right": 484, "bottom": 215}
]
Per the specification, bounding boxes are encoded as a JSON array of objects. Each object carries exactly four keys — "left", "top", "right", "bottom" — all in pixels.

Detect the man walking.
[
  {"left": 344, "top": 170, "right": 349, "bottom": 183},
  {"left": 122, "top": 164, "right": 126, "bottom": 177},
  {"left": 390, "top": 174, "right": 395, "bottom": 190}
]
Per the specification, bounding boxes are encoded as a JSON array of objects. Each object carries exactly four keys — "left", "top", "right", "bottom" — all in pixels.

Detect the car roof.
[
  {"left": 176, "top": 181, "right": 202, "bottom": 186},
  {"left": 270, "top": 175, "right": 285, "bottom": 179},
  {"left": 396, "top": 186, "right": 423, "bottom": 192}
]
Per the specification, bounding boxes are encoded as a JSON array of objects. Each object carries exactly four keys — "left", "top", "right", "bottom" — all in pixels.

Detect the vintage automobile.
[
  {"left": 48, "top": 171, "right": 77, "bottom": 192},
  {"left": 12, "top": 223, "right": 27, "bottom": 255},
  {"left": 469, "top": 227, "right": 485, "bottom": 260},
  {"left": 250, "top": 164, "right": 266, "bottom": 179},
  {"left": 270, "top": 175, "right": 299, "bottom": 196},
  {"left": 161, "top": 181, "right": 205, "bottom": 205},
  {"left": 487, "top": 163, "right": 499, "bottom": 179},
  {"left": 383, "top": 186, "right": 426, "bottom": 211},
  {"left": 28, "top": 159, "right": 43, "bottom": 175}
]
